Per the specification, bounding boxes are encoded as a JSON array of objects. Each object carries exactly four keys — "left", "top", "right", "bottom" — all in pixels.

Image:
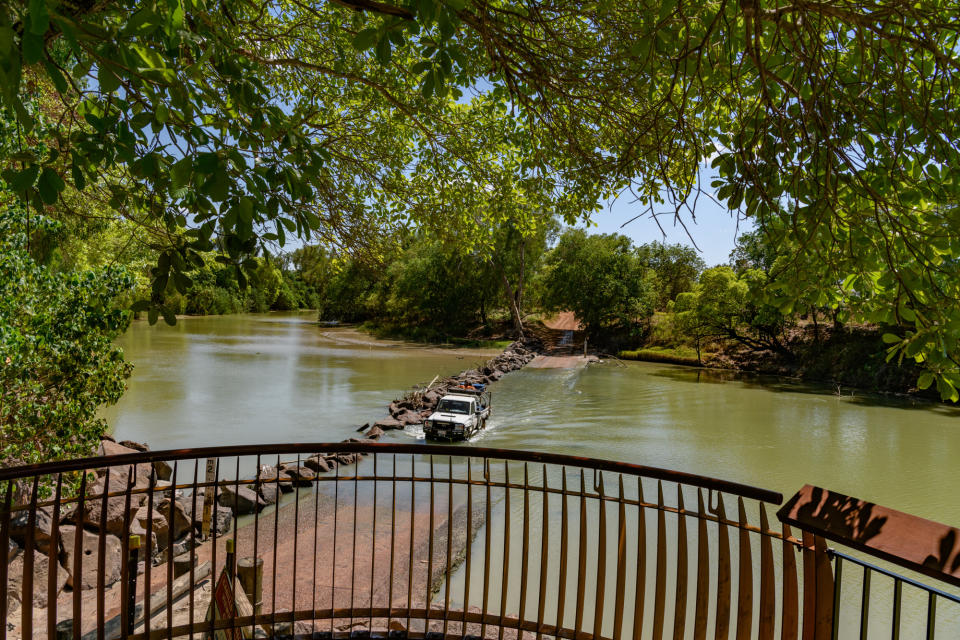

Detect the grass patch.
[{"left": 618, "top": 345, "right": 707, "bottom": 366}]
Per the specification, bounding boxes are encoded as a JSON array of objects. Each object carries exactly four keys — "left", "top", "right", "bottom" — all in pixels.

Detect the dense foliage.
[
  {"left": 538, "top": 231, "right": 655, "bottom": 340},
  {"left": 0, "top": 208, "right": 132, "bottom": 466},
  {"left": 1, "top": 0, "right": 960, "bottom": 401}
]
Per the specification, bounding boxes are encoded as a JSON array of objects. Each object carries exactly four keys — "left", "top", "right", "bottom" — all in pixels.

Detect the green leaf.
[
  {"left": 352, "top": 28, "right": 379, "bottom": 52},
  {"left": 917, "top": 372, "right": 934, "bottom": 390},
  {"left": 881, "top": 333, "right": 901, "bottom": 344},
  {"left": 22, "top": 31, "right": 44, "bottom": 64},
  {"left": 37, "top": 167, "right": 65, "bottom": 205},
  {"left": 160, "top": 306, "right": 177, "bottom": 326},
  {"left": 42, "top": 59, "right": 68, "bottom": 93},
  {"left": 98, "top": 65, "right": 121, "bottom": 93},
  {"left": 2, "top": 164, "right": 40, "bottom": 192},
  {"left": 28, "top": 0, "right": 50, "bottom": 36},
  {"left": 171, "top": 157, "right": 192, "bottom": 190},
  {"left": 147, "top": 307, "right": 159, "bottom": 325}
]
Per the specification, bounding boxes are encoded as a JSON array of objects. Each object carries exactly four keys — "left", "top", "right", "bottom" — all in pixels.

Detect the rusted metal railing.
[{"left": 1, "top": 443, "right": 958, "bottom": 639}]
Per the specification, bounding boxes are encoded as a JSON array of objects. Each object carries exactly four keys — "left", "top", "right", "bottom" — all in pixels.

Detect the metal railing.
[{"left": 1, "top": 443, "right": 958, "bottom": 639}]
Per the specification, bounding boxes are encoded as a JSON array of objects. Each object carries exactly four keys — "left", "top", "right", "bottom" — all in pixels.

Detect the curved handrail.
[{"left": 0, "top": 442, "right": 783, "bottom": 504}]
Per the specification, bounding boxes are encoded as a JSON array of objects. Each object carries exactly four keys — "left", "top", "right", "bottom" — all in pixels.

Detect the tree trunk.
[{"left": 500, "top": 270, "right": 525, "bottom": 339}]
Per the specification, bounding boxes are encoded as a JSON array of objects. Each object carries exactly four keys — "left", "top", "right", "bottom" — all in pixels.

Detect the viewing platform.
[{"left": 2, "top": 443, "right": 958, "bottom": 639}]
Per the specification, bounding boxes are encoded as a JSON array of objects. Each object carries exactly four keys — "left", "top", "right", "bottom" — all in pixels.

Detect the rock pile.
[
  {"left": 4, "top": 438, "right": 235, "bottom": 618},
  {"left": 372, "top": 338, "right": 540, "bottom": 431}
]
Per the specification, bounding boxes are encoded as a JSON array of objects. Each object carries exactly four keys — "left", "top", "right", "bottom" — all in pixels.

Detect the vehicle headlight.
[{"left": 425, "top": 420, "right": 433, "bottom": 428}]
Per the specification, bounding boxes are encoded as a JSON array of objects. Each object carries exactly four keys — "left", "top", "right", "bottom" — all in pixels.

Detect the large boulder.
[
  {"left": 153, "top": 459, "right": 174, "bottom": 481},
  {"left": 6, "top": 550, "right": 67, "bottom": 611},
  {"left": 373, "top": 416, "right": 404, "bottom": 431},
  {"left": 155, "top": 497, "right": 193, "bottom": 540},
  {"left": 257, "top": 466, "right": 293, "bottom": 492},
  {"left": 303, "top": 455, "right": 331, "bottom": 473},
  {"left": 58, "top": 525, "right": 122, "bottom": 590},
  {"left": 117, "top": 440, "right": 149, "bottom": 452},
  {"left": 280, "top": 464, "right": 316, "bottom": 486},
  {"left": 9, "top": 506, "right": 60, "bottom": 557},
  {"left": 364, "top": 426, "right": 385, "bottom": 440},
  {"left": 258, "top": 482, "right": 279, "bottom": 505},
  {"left": 395, "top": 410, "right": 422, "bottom": 426},
  {"left": 218, "top": 485, "right": 264, "bottom": 515},
  {"left": 133, "top": 506, "right": 171, "bottom": 550},
  {"left": 68, "top": 444, "right": 155, "bottom": 535}
]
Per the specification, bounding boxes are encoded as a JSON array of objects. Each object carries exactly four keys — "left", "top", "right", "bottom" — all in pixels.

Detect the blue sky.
[{"left": 582, "top": 167, "right": 754, "bottom": 266}]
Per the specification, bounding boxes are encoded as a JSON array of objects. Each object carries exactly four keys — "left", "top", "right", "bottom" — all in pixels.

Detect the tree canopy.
[{"left": 3, "top": 0, "right": 960, "bottom": 396}]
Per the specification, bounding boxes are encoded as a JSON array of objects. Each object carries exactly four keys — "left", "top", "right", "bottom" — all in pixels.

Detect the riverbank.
[{"left": 619, "top": 323, "right": 933, "bottom": 400}]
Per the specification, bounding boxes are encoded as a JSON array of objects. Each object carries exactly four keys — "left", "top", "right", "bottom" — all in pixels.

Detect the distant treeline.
[{"left": 156, "top": 228, "right": 708, "bottom": 346}]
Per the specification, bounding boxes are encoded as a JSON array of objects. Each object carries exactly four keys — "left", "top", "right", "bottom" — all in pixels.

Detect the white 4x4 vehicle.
[{"left": 423, "top": 386, "right": 491, "bottom": 441}]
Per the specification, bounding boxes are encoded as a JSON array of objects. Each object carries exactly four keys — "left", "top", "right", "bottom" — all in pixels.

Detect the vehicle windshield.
[{"left": 436, "top": 399, "right": 471, "bottom": 414}]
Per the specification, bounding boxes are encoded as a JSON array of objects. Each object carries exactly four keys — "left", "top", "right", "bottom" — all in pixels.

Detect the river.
[
  {"left": 105, "top": 311, "right": 960, "bottom": 527},
  {"left": 103, "top": 311, "right": 960, "bottom": 637}
]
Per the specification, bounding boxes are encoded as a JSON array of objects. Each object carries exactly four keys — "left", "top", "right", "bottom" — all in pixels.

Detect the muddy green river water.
[
  {"left": 103, "top": 311, "right": 960, "bottom": 638},
  {"left": 105, "top": 311, "right": 960, "bottom": 526}
]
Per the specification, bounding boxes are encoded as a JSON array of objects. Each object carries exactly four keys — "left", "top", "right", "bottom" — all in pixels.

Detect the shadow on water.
[{"left": 647, "top": 364, "right": 960, "bottom": 416}]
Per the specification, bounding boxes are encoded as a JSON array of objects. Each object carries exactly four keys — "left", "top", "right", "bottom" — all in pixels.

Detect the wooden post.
[
  {"left": 201, "top": 458, "right": 216, "bottom": 540},
  {"left": 237, "top": 557, "right": 263, "bottom": 619}
]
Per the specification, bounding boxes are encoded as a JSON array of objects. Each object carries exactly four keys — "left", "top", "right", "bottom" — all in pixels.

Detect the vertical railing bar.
[
  {"left": 652, "top": 481, "right": 667, "bottom": 640},
  {"left": 632, "top": 477, "right": 647, "bottom": 640},
  {"left": 293, "top": 454, "right": 302, "bottom": 622},
  {"left": 426, "top": 455, "right": 436, "bottom": 630},
  {"left": 714, "top": 493, "right": 731, "bottom": 640},
  {"left": 23, "top": 475, "right": 39, "bottom": 640},
  {"left": 387, "top": 453, "right": 397, "bottom": 633},
  {"left": 780, "top": 523, "right": 799, "bottom": 640},
  {"left": 271, "top": 454, "right": 281, "bottom": 632},
  {"left": 858, "top": 566, "right": 871, "bottom": 640},
  {"left": 332, "top": 456, "right": 341, "bottom": 635},
  {"left": 536, "top": 464, "right": 550, "bottom": 640},
  {"left": 406, "top": 454, "right": 416, "bottom": 634},
  {"left": 351, "top": 452, "right": 359, "bottom": 624},
  {"left": 463, "top": 458, "right": 474, "bottom": 634},
  {"left": 73, "top": 472, "right": 88, "bottom": 640},
  {"left": 693, "top": 489, "right": 710, "bottom": 640},
  {"left": 757, "top": 504, "right": 776, "bottom": 640},
  {"left": 251, "top": 454, "right": 262, "bottom": 632},
  {"left": 48, "top": 474, "right": 64, "bottom": 640},
  {"left": 121, "top": 465, "right": 136, "bottom": 640},
  {"left": 165, "top": 461, "right": 178, "bottom": 640},
  {"left": 574, "top": 470, "right": 587, "bottom": 638},
  {"left": 891, "top": 578, "right": 902, "bottom": 640},
  {"left": 592, "top": 472, "right": 607, "bottom": 640},
  {"left": 482, "top": 458, "right": 492, "bottom": 640},
  {"left": 311, "top": 450, "right": 322, "bottom": 636},
  {"left": 443, "top": 456, "right": 453, "bottom": 637},
  {"left": 143, "top": 465, "right": 157, "bottom": 639},
  {"left": 497, "top": 461, "right": 512, "bottom": 640},
  {"left": 830, "top": 555, "right": 843, "bottom": 640},
  {"left": 555, "top": 467, "right": 569, "bottom": 636},
  {"left": 518, "top": 463, "right": 531, "bottom": 630},
  {"left": 97, "top": 469, "right": 112, "bottom": 640},
  {"left": 0, "top": 481, "right": 12, "bottom": 640},
  {"left": 231, "top": 453, "right": 241, "bottom": 631},
  {"left": 188, "top": 459, "right": 199, "bottom": 640},
  {"left": 734, "top": 497, "right": 753, "bottom": 640},
  {"left": 208, "top": 459, "right": 220, "bottom": 639},
  {"left": 672, "top": 486, "right": 688, "bottom": 640},
  {"left": 370, "top": 452, "right": 379, "bottom": 632},
  {"left": 926, "top": 591, "right": 936, "bottom": 640}
]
